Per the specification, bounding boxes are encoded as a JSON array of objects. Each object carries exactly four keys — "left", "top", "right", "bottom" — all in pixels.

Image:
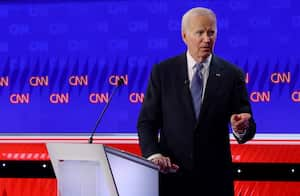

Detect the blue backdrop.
[{"left": 0, "top": 0, "right": 299, "bottom": 134}]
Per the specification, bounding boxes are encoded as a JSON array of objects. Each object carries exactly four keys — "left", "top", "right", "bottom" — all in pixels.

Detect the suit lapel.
[
  {"left": 175, "top": 54, "right": 197, "bottom": 123},
  {"left": 200, "top": 55, "right": 224, "bottom": 119},
  {"left": 174, "top": 54, "right": 224, "bottom": 123}
]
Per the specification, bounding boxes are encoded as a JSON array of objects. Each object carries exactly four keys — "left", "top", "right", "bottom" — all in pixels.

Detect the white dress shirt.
[{"left": 186, "top": 51, "right": 211, "bottom": 101}]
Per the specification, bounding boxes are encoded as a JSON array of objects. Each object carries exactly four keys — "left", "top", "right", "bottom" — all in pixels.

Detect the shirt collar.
[{"left": 186, "top": 51, "right": 212, "bottom": 71}]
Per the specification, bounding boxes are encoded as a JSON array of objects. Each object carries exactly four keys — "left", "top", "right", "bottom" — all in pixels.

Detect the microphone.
[
  {"left": 184, "top": 79, "right": 189, "bottom": 85},
  {"left": 88, "top": 78, "right": 124, "bottom": 144}
]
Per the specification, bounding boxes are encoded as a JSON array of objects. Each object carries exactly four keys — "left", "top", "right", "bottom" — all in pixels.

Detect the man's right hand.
[{"left": 150, "top": 154, "right": 179, "bottom": 173}]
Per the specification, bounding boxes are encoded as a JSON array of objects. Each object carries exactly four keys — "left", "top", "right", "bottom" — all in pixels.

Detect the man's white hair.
[{"left": 181, "top": 7, "right": 217, "bottom": 33}]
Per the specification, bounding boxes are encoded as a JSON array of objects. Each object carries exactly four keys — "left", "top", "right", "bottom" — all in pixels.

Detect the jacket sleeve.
[
  {"left": 137, "top": 64, "right": 163, "bottom": 157},
  {"left": 231, "top": 68, "right": 256, "bottom": 144}
]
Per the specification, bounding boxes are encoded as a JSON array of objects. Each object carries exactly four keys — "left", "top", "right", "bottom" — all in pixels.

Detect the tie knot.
[
  {"left": 195, "top": 63, "right": 203, "bottom": 71},
  {"left": 194, "top": 63, "right": 204, "bottom": 75}
]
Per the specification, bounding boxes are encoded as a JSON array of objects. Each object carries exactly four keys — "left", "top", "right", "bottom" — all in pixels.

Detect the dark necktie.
[{"left": 190, "top": 63, "right": 204, "bottom": 119}]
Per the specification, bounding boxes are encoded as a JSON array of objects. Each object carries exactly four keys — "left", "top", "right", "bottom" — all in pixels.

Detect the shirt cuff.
[
  {"left": 232, "top": 129, "right": 247, "bottom": 140},
  {"left": 147, "top": 153, "right": 162, "bottom": 160}
]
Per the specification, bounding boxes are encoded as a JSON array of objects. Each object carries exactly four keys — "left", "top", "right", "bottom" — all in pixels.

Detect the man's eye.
[
  {"left": 196, "top": 31, "right": 204, "bottom": 35},
  {"left": 208, "top": 31, "right": 215, "bottom": 36}
]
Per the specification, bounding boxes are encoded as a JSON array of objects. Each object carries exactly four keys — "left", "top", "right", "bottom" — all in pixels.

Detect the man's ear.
[{"left": 181, "top": 31, "right": 187, "bottom": 45}]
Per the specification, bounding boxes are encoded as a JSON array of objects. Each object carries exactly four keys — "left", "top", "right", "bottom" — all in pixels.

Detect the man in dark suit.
[{"left": 137, "top": 7, "right": 256, "bottom": 196}]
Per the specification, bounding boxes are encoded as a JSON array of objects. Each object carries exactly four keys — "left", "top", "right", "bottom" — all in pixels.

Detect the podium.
[{"left": 46, "top": 143, "right": 159, "bottom": 196}]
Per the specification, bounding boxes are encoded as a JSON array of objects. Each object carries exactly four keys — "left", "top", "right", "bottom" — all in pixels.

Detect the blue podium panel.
[{"left": 105, "top": 146, "right": 159, "bottom": 196}]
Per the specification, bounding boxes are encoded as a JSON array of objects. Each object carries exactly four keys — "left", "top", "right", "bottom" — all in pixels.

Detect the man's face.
[{"left": 182, "top": 14, "right": 217, "bottom": 62}]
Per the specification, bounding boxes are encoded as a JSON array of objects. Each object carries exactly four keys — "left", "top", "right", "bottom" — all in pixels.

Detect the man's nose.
[{"left": 203, "top": 33, "right": 211, "bottom": 43}]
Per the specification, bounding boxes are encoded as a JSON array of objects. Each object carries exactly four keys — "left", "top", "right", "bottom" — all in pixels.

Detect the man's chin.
[{"left": 198, "top": 52, "right": 211, "bottom": 60}]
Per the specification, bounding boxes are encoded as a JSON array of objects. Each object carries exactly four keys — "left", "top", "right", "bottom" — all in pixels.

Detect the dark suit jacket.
[{"left": 137, "top": 53, "right": 256, "bottom": 195}]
